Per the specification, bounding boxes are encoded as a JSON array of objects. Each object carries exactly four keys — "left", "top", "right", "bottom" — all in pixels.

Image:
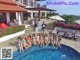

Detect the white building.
[{"left": 15, "top": 0, "right": 55, "bottom": 20}]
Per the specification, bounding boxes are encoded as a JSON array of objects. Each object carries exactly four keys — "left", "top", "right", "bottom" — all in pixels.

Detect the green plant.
[
  {"left": 62, "top": 15, "right": 77, "bottom": 25},
  {"left": 48, "top": 21, "right": 56, "bottom": 29},
  {"left": 0, "top": 25, "right": 25, "bottom": 37}
]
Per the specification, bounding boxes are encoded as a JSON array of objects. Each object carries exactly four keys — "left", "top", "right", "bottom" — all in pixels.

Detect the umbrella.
[
  {"left": 75, "top": 19, "right": 80, "bottom": 24},
  {"left": 49, "top": 15, "right": 65, "bottom": 21}
]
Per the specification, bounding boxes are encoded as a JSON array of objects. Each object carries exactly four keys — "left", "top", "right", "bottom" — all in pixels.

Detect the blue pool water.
[{"left": 13, "top": 44, "right": 80, "bottom": 60}]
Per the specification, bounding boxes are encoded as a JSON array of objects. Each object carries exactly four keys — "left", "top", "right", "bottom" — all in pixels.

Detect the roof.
[
  {"left": 0, "top": 0, "right": 16, "bottom": 5},
  {"left": 26, "top": 7, "right": 56, "bottom": 11},
  {"left": 0, "top": 0, "right": 26, "bottom": 12},
  {"left": 0, "top": 3, "right": 26, "bottom": 12}
]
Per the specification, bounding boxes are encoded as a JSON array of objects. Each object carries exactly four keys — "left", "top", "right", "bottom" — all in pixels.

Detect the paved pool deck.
[{"left": 0, "top": 26, "right": 80, "bottom": 53}]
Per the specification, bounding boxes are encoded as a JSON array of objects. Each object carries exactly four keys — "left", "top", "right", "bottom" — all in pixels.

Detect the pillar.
[
  {"left": 45, "top": 11, "right": 47, "bottom": 19},
  {"left": 16, "top": 12, "right": 22, "bottom": 25},
  {"left": 31, "top": 12, "right": 33, "bottom": 19},
  {"left": 33, "top": 0, "right": 35, "bottom": 7},
  {"left": 28, "top": 0, "right": 30, "bottom": 6},
  {"left": 40, "top": 11, "right": 42, "bottom": 19},
  {"left": 22, "top": 0, "right": 23, "bottom": 4},
  {"left": 20, "top": 13, "right": 24, "bottom": 24},
  {"left": 16, "top": 12, "right": 19, "bottom": 22},
  {"left": 38, "top": 10, "right": 40, "bottom": 21},
  {"left": 18, "top": 12, "right": 22, "bottom": 25},
  {"left": 6, "top": 12, "right": 10, "bottom": 24}
]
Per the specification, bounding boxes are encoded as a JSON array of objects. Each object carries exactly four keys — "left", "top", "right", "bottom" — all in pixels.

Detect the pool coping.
[{"left": 62, "top": 43, "right": 80, "bottom": 53}]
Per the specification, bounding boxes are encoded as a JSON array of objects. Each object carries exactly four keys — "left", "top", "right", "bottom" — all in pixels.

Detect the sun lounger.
[
  {"left": 64, "top": 29, "right": 73, "bottom": 39},
  {"left": 58, "top": 28, "right": 65, "bottom": 36},
  {"left": 75, "top": 31, "right": 80, "bottom": 41},
  {"left": 58, "top": 31, "right": 65, "bottom": 36},
  {"left": 64, "top": 33, "right": 72, "bottom": 39}
]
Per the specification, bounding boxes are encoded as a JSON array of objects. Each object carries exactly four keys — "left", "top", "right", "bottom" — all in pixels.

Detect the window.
[
  {"left": 23, "top": 0, "right": 28, "bottom": 5},
  {"left": 30, "top": 1, "right": 34, "bottom": 6},
  {"left": 29, "top": 0, "right": 34, "bottom": 7},
  {"left": 28, "top": 12, "right": 31, "bottom": 17}
]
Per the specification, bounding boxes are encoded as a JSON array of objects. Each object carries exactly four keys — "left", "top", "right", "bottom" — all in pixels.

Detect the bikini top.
[
  {"left": 27, "top": 37, "right": 31, "bottom": 41},
  {"left": 23, "top": 39, "right": 26, "bottom": 42}
]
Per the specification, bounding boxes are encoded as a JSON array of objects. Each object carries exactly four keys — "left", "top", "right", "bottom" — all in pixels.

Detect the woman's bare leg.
[
  {"left": 51, "top": 41, "right": 54, "bottom": 46},
  {"left": 46, "top": 41, "right": 50, "bottom": 46}
]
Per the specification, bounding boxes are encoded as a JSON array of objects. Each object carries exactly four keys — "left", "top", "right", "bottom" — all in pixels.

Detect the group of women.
[{"left": 17, "top": 32, "right": 62, "bottom": 53}]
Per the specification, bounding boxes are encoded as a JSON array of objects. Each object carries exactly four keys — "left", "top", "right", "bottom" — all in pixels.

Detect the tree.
[{"left": 62, "top": 14, "right": 77, "bottom": 25}]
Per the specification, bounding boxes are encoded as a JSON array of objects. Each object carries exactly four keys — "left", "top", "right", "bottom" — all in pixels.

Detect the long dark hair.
[{"left": 18, "top": 36, "right": 22, "bottom": 40}]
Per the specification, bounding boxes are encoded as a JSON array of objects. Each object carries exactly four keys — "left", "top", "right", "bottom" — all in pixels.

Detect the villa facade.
[
  {"left": 15, "top": 0, "right": 55, "bottom": 20},
  {"left": 0, "top": 0, "right": 55, "bottom": 26}
]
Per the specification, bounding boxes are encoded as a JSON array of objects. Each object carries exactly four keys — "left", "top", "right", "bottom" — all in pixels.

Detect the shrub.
[
  {"left": 56, "top": 21, "right": 80, "bottom": 30},
  {"left": 49, "top": 21, "right": 56, "bottom": 27},
  {"left": 0, "top": 25, "right": 25, "bottom": 37}
]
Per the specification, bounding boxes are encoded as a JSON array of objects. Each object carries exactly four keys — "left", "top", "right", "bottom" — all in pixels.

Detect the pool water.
[{"left": 13, "top": 44, "right": 80, "bottom": 60}]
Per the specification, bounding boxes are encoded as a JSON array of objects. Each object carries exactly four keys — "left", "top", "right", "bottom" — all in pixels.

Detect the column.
[
  {"left": 33, "top": 0, "right": 35, "bottom": 7},
  {"left": 18, "top": 12, "right": 22, "bottom": 25},
  {"left": 40, "top": 11, "right": 42, "bottom": 19},
  {"left": 16, "top": 12, "right": 19, "bottom": 22},
  {"left": 20, "top": 13, "right": 24, "bottom": 24},
  {"left": 45, "top": 11, "right": 47, "bottom": 19},
  {"left": 22, "top": 0, "right": 23, "bottom": 4},
  {"left": 6, "top": 12, "right": 10, "bottom": 24},
  {"left": 31, "top": 12, "right": 33, "bottom": 19},
  {"left": 28, "top": 0, "right": 30, "bottom": 6},
  {"left": 16, "top": 12, "right": 22, "bottom": 25}
]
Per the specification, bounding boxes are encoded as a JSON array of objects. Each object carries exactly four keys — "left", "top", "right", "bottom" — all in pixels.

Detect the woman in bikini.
[
  {"left": 32, "top": 33, "right": 37, "bottom": 45},
  {"left": 26, "top": 35, "right": 32, "bottom": 47},
  {"left": 22, "top": 37, "right": 29, "bottom": 50},
  {"left": 50, "top": 33, "right": 54, "bottom": 46},
  {"left": 36, "top": 33, "right": 40, "bottom": 45},
  {"left": 40, "top": 33, "right": 44, "bottom": 47},
  {"left": 17, "top": 36, "right": 23, "bottom": 53},
  {"left": 44, "top": 33, "right": 50, "bottom": 46},
  {"left": 57, "top": 34, "right": 62, "bottom": 47},
  {"left": 55, "top": 33, "right": 59, "bottom": 47}
]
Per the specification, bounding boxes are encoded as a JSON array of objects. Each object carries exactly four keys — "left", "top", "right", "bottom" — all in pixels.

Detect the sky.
[{"left": 37, "top": 0, "right": 80, "bottom": 16}]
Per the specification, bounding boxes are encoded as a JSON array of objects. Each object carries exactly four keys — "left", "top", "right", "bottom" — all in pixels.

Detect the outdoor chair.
[
  {"left": 64, "top": 32, "right": 72, "bottom": 39},
  {"left": 58, "top": 30, "right": 65, "bottom": 36},
  {"left": 64, "top": 29, "right": 73, "bottom": 39},
  {"left": 58, "top": 28, "right": 65, "bottom": 36},
  {"left": 75, "top": 31, "right": 80, "bottom": 41}
]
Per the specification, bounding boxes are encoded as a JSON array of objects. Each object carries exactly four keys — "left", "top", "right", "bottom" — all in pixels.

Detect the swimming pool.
[{"left": 13, "top": 44, "right": 80, "bottom": 60}]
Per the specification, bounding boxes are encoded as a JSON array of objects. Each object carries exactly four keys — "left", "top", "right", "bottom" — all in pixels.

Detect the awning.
[{"left": 0, "top": 3, "right": 27, "bottom": 12}]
